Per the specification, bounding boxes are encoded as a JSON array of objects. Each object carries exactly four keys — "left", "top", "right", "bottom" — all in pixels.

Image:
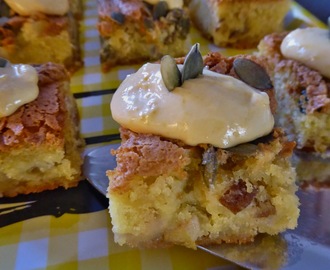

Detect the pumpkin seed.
[
  {"left": 233, "top": 58, "right": 273, "bottom": 90},
  {"left": 110, "top": 11, "right": 125, "bottom": 24},
  {"left": 160, "top": 55, "right": 181, "bottom": 91},
  {"left": 0, "top": 58, "right": 8, "bottom": 68},
  {"left": 181, "top": 43, "right": 203, "bottom": 83},
  {"left": 153, "top": 1, "right": 169, "bottom": 20},
  {"left": 202, "top": 146, "right": 218, "bottom": 187},
  {"left": 226, "top": 143, "right": 258, "bottom": 156}
]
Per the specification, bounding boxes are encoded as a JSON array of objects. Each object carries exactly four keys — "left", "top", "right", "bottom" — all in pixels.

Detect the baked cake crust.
[
  {"left": 107, "top": 52, "right": 299, "bottom": 249},
  {"left": 189, "top": 0, "right": 290, "bottom": 49},
  {"left": 97, "top": 0, "right": 190, "bottom": 71},
  {"left": 258, "top": 32, "right": 330, "bottom": 156},
  {"left": 0, "top": 63, "right": 85, "bottom": 197},
  {"left": 108, "top": 127, "right": 298, "bottom": 248},
  {"left": 0, "top": 3, "right": 83, "bottom": 74}
]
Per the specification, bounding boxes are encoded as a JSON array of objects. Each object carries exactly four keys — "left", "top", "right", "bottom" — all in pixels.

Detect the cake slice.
[
  {"left": 0, "top": 62, "right": 85, "bottom": 197},
  {"left": 0, "top": 0, "right": 83, "bottom": 74},
  {"left": 258, "top": 28, "right": 330, "bottom": 158},
  {"left": 97, "top": 0, "right": 190, "bottom": 72},
  {"left": 293, "top": 152, "right": 330, "bottom": 186},
  {"left": 188, "top": 0, "right": 290, "bottom": 49},
  {"left": 107, "top": 47, "right": 299, "bottom": 249}
]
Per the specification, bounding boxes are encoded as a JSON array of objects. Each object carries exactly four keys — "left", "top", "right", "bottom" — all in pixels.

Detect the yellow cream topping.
[
  {"left": 111, "top": 63, "right": 274, "bottom": 148},
  {"left": 0, "top": 63, "right": 39, "bottom": 118},
  {"left": 281, "top": 27, "right": 330, "bottom": 79},
  {"left": 4, "top": 0, "right": 69, "bottom": 16},
  {"left": 144, "top": 0, "right": 183, "bottom": 9}
]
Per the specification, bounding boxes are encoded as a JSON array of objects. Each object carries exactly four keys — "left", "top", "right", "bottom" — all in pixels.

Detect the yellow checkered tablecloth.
[{"left": 0, "top": 1, "right": 324, "bottom": 269}]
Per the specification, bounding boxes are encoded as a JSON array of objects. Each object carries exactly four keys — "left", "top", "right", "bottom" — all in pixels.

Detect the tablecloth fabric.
[{"left": 0, "top": 1, "right": 324, "bottom": 269}]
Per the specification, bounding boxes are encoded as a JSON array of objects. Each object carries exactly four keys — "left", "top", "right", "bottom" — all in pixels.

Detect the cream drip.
[{"left": 0, "top": 63, "right": 39, "bottom": 117}]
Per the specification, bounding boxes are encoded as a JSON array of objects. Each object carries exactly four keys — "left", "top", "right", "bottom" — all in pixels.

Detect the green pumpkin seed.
[
  {"left": 153, "top": 1, "right": 169, "bottom": 20},
  {"left": 181, "top": 43, "right": 203, "bottom": 83},
  {"left": 0, "top": 58, "right": 8, "bottom": 68},
  {"left": 160, "top": 55, "right": 181, "bottom": 91},
  {"left": 202, "top": 146, "right": 218, "bottom": 187},
  {"left": 110, "top": 12, "right": 125, "bottom": 24},
  {"left": 233, "top": 58, "right": 273, "bottom": 90},
  {"left": 226, "top": 143, "right": 258, "bottom": 156}
]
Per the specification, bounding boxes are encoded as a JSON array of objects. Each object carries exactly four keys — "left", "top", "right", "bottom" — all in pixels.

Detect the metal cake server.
[{"left": 84, "top": 144, "right": 330, "bottom": 270}]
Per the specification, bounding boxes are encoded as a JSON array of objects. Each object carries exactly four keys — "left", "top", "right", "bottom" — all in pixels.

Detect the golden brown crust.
[
  {"left": 0, "top": 16, "right": 69, "bottom": 45},
  {"left": 97, "top": 0, "right": 161, "bottom": 37},
  {"left": 97, "top": 0, "right": 190, "bottom": 71},
  {"left": 108, "top": 127, "right": 192, "bottom": 191},
  {"left": 0, "top": 63, "right": 69, "bottom": 151},
  {"left": 1, "top": 177, "right": 79, "bottom": 198},
  {"left": 278, "top": 61, "right": 330, "bottom": 114},
  {"left": 108, "top": 126, "right": 297, "bottom": 247},
  {"left": 109, "top": 127, "right": 293, "bottom": 192},
  {"left": 0, "top": 12, "right": 82, "bottom": 74},
  {"left": 260, "top": 32, "right": 330, "bottom": 114},
  {"left": 0, "top": 62, "right": 84, "bottom": 197},
  {"left": 189, "top": 0, "right": 290, "bottom": 49},
  {"left": 98, "top": 0, "right": 146, "bottom": 19}
]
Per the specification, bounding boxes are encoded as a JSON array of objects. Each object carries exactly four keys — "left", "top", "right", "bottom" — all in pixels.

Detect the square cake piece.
[
  {"left": 106, "top": 51, "right": 299, "bottom": 249},
  {"left": 97, "top": 0, "right": 190, "bottom": 72},
  {"left": 258, "top": 29, "right": 330, "bottom": 158},
  {"left": 188, "top": 0, "right": 290, "bottom": 49},
  {"left": 0, "top": 62, "right": 85, "bottom": 197},
  {"left": 0, "top": 0, "right": 83, "bottom": 74}
]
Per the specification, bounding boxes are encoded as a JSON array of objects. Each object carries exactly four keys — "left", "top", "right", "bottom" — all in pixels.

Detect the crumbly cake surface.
[
  {"left": 97, "top": 0, "right": 190, "bottom": 72},
  {"left": 189, "top": 0, "right": 290, "bottom": 49},
  {"left": 107, "top": 53, "right": 299, "bottom": 249},
  {"left": 258, "top": 32, "right": 330, "bottom": 157},
  {"left": 0, "top": 63, "right": 85, "bottom": 197},
  {"left": 0, "top": 4, "right": 82, "bottom": 74},
  {"left": 108, "top": 128, "right": 298, "bottom": 249}
]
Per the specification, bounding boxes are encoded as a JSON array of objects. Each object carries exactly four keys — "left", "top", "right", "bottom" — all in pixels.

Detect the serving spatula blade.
[{"left": 83, "top": 144, "right": 330, "bottom": 270}]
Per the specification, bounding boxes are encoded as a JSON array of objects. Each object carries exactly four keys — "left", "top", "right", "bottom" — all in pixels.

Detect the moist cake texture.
[
  {"left": 107, "top": 52, "right": 299, "bottom": 249},
  {"left": 258, "top": 30, "right": 330, "bottom": 157},
  {"left": 0, "top": 62, "right": 85, "bottom": 197},
  {"left": 189, "top": 0, "right": 290, "bottom": 49},
  {"left": 97, "top": 0, "right": 190, "bottom": 72},
  {"left": 0, "top": 0, "right": 83, "bottom": 74}
]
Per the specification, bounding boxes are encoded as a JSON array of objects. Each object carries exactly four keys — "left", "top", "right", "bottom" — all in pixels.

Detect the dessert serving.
[
  {"left": 258, "top": 25, "right": 330, "bottom": 158},
  {"left": 188, "top": 0, "right": 291, "bottom": 49},
  {"left": 0, "top": 0, "right": 83, "bottom": 74},
  {"left": 0, "top": 60, "right": 85, "bottom": 197},
  {"left": 97, "top": 0, "right": 190, "bottom": 72},
  {"left": 107, "top": 45, "right": 299, "bottom": 249}
]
